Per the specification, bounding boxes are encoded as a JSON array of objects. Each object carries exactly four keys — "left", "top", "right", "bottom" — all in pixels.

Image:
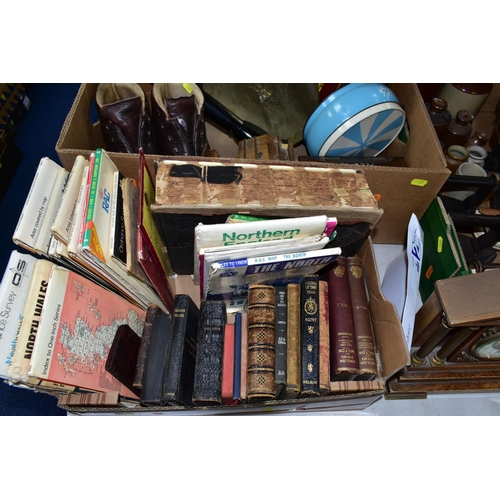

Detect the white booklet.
[
  {"left": 0, "top": 250, "right": 39, "bottom": 379},
  {"left": 194, "top": 215, "right": 334, "bottom": 285},
  {"left": 12, "top": 157, "right": 64, "bottom": 252}
]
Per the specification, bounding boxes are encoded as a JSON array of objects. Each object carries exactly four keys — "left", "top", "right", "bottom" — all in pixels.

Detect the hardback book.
[
  {"left": 28, "top": 265, "right": 146, "bottom": 399},
  {"left": 13, "top": 157, "right": 64, "bottom": 253},
  {"left": 137, "top": 151, "right": 174, "bottom": 312},
  {"left": 192, "top": 300, "right": 227, "bottom": 406},
  {"left": 347, "top": 256, "right": 378, "bottom": 380},
  {"left": 33, "top": 167, "right": 69, "bottom": 257},
  {"left": 239, "top": 312, "right": 248, "bottom": 403},
  {"left": 246, "top": 284, "right": 276, "bottom": 403},
  {"left": 327, "top": 256, "right": 359, "bottom": 381},
  {"left": 162, "top": 294, "right": 200, "bottom": 406},
  {"left": 318, "top": 280, "right": 331, "bottom": 395},
  {"left": 233, "top": 311, "right": 243, "bottom": 403},
  {"left": 140, "top": 310, "right": 172, "bottom": 406},
  {"left": 133, "top": 304, "right": 160, "bottom": 389},
  {"left": 300, "top": 275, "right": 321, "bottom": 397},
  {"left": 193, "top": 214, "right": 334, "bottom": 286},
  {"left": 120, "top": 177, "right": 148, "bottom": 283},
  {"left": 51, "top": 155, "right": 87, "bottom": 245},
  {"left": 285, "top": 283, "right": 301, "bottom": 399},
  {"left": 105, "top": 324, "right": 142, "bottom": 398},
  {"left": 221, "top": 314, "right": 236, "bottom": 406},
  {"left": 274, "top": 285, "right": 287, "bottom": 399},
  {"left": 204, "top": 246, "right": 341, "bottom": 308},
  {"left": 7, "top": 258, "right": 55, "bottom": 383},
  {"left": 0, "top": 250, "right": 38, "bottom": 379}
]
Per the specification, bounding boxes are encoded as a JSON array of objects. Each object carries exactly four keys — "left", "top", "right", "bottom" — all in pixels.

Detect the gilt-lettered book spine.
[
  {"left": 163, "top": 294, "right": 200, "bottom": 406},
  {"left": 300, "top": 275, "right": 320, "bottom": 397},
  {"left": 327, "top": 256, "right": 359, "bottom": 381},
  {"left": 246, "top": 284, "right": 276, "bottom": 403},
  {"left": 285, "top": 283, "right": 301, "bottom": 399},
  {"left": 347, "top": 257, "right": 378, "bottom": 380},
  {"left": 192, "top": 300, "right": 226, "bottom": 406},
  {"left": 274, "top": 285, "right": 287, "bottom": 399}
]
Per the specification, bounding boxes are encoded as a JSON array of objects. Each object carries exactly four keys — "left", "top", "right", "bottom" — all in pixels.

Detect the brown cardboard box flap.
[{"left": 358, "top": 238, "right": 410, "bottom": 380}]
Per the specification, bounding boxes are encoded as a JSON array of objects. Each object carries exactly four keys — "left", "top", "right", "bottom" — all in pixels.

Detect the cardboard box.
[
  {"left": 56, "top": 83, "right": 450, "bottom": 246},
  {"left": 57, "top": 237, "right": 409, "bottom": 415}
]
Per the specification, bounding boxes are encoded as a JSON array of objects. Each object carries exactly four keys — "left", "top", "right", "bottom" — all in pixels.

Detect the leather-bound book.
[
  {"left": 318, "top": 280, "right": 331, "bottom": 395},
  {"left": 105, "top": 324, "right": 142, "bottom": 398},
  {"left": 221, "top": 314, "right": 236, "bottom": 406},
  {"left": 133, "top": 304, "right": 161, "bottom": 389},
  {"left": 327, "top": 256, "right": 359, "bottom": 381},
  {"left": 239, "top": 312, "right": 248, "bottom": 403},
  {"left": 275, "top": 286, "right": 287, "bottom": 399},
  {"left": 347, "top": 257, "right": 378, "bottom": 380},
  {"left": 233, "top": 312, "right": 242, "bottom": 403},
  {"left": 162, "top": 294, "right": 200, "bottom": 406},
  {"left": 285, "top": 283, "right": 301, "bottom": 399},
  {"left": 140, "top": 311, "right": 172, "bottom": 406},
  {"left": 246, "top": 284, "right": 276, "bottom": 403},
  {"left": 192, "top": 300, "right": 227, "bottom": 406},
  {"left": 300, "top": 275, "right": 321, "bottom": 397}
]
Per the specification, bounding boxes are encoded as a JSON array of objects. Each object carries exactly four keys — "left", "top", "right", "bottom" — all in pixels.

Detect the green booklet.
[{"left": 419, "top": 197, "right": 471, "bottom": 303}]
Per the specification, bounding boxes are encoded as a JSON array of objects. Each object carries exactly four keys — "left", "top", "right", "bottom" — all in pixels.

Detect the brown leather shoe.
[
  {"left": 95, "top": 83, "right": 157, "bottom": 153},
  {"left": 151, "top": 83, "right": 208, "bottom": 156}
]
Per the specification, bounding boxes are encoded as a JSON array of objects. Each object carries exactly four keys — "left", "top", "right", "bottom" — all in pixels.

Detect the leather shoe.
[
  {"left": 95, "top": 83, "right": 157, "bottom": 154},
  {"left": 152, "top": 83, "right": 209, "bottom": 156}
]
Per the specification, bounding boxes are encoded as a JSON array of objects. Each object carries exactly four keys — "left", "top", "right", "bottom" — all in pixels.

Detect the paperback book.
[
  {"left": 205, "top": 246, "right": 341, "bottom": 311},
  {"left": 28, "top": 265, "right": 146, "bottom": 399},
  {"left": 194, "top": 214, "right": 337, "bottom": 286}
]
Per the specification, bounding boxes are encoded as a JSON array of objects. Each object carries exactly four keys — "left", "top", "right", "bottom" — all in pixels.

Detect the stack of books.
[
  {"left": 0, "top": 150, "right": 176, "bottom": 402},
  {"left": 194, "top": 214, "right": 341, "bottom": 312},
  {"left": 129, "top": 257, "right": 382, "bottom": 408},
  {"left": 0, "top": 150, "right": 382, "bottom": 410},
  {"left": 11, "top": 151, "right": 173, "bottom": 313}
]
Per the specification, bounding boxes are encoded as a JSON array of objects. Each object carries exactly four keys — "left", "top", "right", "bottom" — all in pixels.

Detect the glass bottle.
[
  {"left": 441, "top": 110, "right": 474, "bottom": 149},
  {"left": 426, "top": 97, "right": 451, "bottom": 138}
]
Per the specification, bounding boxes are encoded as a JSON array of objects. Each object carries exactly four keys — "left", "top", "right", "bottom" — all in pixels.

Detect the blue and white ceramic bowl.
[{"left": 303, "top": 83, "right": 406, "bottom": 157}]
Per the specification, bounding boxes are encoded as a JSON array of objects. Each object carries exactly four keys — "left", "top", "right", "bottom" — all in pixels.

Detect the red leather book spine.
[
  {"left": 221, "top": 316, "right": 236, "bottom": 406},
  {"left": 347, "top": 257, "right": 378, "bottom": 380},
  {"left": 327, "top": 256, "right": 359, "bottom": 380}
]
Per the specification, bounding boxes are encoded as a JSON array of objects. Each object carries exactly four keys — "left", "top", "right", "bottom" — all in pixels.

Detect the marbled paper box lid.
[{"left": 303, "top": 83, "right": 406, "bottom": 158}]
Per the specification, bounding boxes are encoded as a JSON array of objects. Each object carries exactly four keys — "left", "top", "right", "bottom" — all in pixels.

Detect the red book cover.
[
  {"left": 137, "top": 150, "right": 174, "bottom": 312},
  {"left": 221, "top": 316, "right": 236, "bottom": 406}
]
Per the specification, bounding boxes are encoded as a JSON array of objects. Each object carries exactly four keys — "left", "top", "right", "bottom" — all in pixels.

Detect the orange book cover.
[{"left": 28, "top": 266, "right": 146, "bottom": 399}]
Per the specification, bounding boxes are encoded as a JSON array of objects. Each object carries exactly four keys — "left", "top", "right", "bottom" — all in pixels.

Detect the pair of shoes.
[{"left": 95, "top": 83, "right": 209, "bottom": 156}]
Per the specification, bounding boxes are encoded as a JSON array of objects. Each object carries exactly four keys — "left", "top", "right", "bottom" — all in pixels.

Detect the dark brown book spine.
[
  {"left": 347, "top": 257, "right": 378, "bottom": 380},
  {"left": 285, "top": 283, "right": 301, "bottom": 398},
  {"left": 327, "top": 256, "right": 359, "bottom": 380},
  {"left": 319, "top": 280, "right": 331, "bottom": 395},
  {"left": 247, "top": 284, "right": 276, "bottom": 403},
  {"left": 192, "top": 300, "right": 227, "bottom": 406},
  {"left": 275, "top": 286, "right": 287, "bottom": 399},
  {"left": 300, "top": 275, "right": 320, "bottom": 397},
  {"left": 133, "top": 304, "right": 160, "bottom": 389}
]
